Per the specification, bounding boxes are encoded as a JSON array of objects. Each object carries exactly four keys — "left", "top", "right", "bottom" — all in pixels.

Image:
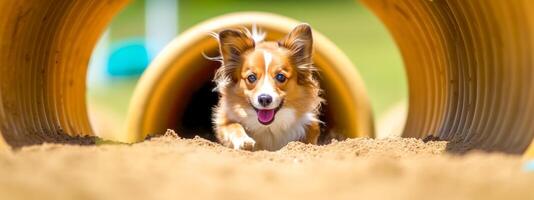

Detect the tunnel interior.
[{"left": 171, "top": 59, "right": 337, "bottom": 144}]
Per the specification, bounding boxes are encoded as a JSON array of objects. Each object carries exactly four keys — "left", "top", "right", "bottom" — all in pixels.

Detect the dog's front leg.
[
  {"left": 304, "top": 121, "right": 320, "bottom": 144},
  {"left": 216, "top": 123, "right": 255, "bottom": 150}
]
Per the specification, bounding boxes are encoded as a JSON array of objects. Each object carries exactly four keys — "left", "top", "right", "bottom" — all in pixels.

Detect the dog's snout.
[{"left": 258, "top": 94, "right": 273, "bottom": 107}]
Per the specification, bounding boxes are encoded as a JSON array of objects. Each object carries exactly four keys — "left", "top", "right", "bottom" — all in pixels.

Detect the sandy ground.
[{"left": 0, "top": 130, "right": 533, "bottom": 200}]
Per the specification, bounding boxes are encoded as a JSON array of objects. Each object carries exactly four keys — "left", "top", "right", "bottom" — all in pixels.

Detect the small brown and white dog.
[{"left": 211, "top": 24, "right": 323, "bottom": 151}]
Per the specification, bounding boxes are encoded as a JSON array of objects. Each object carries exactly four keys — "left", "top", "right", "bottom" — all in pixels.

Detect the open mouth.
[{"left": 253, "top": 101, "right": 283, "bottom": 125}]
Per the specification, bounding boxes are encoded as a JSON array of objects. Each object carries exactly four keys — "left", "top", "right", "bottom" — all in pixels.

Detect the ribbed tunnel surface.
[
  {"left": 0, "top": 0, "right": 129, "bottom": 148},
  {"left": 362, "top": 0, "right": 534, "bottom": 154},
  {"left": 1, "top": 0, "right": 534, "bottom": 156}
]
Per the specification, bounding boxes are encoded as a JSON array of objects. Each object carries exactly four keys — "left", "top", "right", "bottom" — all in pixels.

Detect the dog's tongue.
[{"left": 257, "top": 109, "right": 275, "bottom": 124}]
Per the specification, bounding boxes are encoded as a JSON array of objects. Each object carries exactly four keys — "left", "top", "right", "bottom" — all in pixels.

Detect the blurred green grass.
[{"left": 88, "top": 0, "right": 407, "bottom": 126}]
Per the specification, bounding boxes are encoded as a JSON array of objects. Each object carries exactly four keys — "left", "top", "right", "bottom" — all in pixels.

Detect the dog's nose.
[{"left": 258, "top": 94, "right": 273, "bottom": 107}]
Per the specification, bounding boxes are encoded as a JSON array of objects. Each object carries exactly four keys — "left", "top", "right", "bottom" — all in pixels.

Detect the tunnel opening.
[
  {"left": 172, "top": 60, "right": 337, "bottom": 145},
  {"left": 123, "top": 13, "right": 375, "bottom": 144}
]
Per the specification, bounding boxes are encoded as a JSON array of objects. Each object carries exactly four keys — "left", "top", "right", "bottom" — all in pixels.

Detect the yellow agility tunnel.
[
  {"left": 122, "top": 12, "right": 374, "bottom": 143},
  {"left": 1, "top": 0, "right": 534, "bottom": 157}
]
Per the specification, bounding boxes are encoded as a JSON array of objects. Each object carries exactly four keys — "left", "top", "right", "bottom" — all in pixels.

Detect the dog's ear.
[
  {"left": 279, "top": 24, "right": 316, "bottom": 85},
  {"left": 216, "top": 29, "right": 255, "bottom": 84}
]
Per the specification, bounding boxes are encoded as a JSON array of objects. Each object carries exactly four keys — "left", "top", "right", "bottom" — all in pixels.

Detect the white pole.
[{"left": 145, "top": 0, "right": 178, "bottom": 60}]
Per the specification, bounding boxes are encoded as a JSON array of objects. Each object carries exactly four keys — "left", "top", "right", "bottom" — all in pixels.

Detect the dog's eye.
[
  {"left": 275, "top": 73, "right": 286, "bottom": 83},
  {"left": 247, "top": 74, "right": 257, "bottom": 83}
]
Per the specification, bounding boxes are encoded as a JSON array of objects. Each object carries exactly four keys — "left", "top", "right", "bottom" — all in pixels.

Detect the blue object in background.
[
  {"left": 88, "top": 0, "right": 178, "bottom": 82},
  {"left": 107, "top": 38, "right": 150, "bottom": 77},
  {"left": 523, "top": 160, "right": 534, "bottom": 171}
]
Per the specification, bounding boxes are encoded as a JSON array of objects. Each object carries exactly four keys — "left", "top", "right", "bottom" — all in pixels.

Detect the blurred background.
[{"left": 87, "top": 0, "right": 407, "bottom": 138}]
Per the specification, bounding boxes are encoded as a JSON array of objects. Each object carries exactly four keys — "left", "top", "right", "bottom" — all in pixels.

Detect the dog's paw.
[
  {"left": 217, "top": 123, "right": 256, "bottom": 151},
  {"left": 229, "top": 134, "right": 256, "bottom": 151}
]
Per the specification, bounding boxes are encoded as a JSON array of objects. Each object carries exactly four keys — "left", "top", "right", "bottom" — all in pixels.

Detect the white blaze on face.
[
  {"left": 252, "top": 51, "right": 280, "bottom": 110},
  {"left": 263, "top": 51, "right": 272, "bottom": 70}
]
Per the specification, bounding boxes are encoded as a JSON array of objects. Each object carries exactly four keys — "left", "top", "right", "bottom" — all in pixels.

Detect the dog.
[{"left": 211, "top": 24, "right": 323, "bottom": 151}]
